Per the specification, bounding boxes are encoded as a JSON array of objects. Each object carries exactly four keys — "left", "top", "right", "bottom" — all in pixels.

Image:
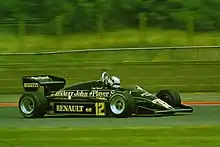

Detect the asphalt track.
[{"left": 0, "top": 104, "right": 219, "bottom": 128}]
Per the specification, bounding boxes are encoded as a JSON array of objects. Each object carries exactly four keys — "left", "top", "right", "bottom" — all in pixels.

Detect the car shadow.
[{"left": 41, "top": 113, "right": 191, "bottom": 119}]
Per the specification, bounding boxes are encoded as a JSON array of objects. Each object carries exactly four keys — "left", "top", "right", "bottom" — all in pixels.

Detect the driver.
[
  {"left": 101, "top": 72, "right": 109, "bottom": 85},
  {"left": 100, "top": 72, "right": 121, "bottom": 89},
  {"left": 108, "top": 76, "right": 120, "bottom": 89}
]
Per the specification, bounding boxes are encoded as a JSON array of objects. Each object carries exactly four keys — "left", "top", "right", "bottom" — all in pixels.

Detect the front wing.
[{"left": 135, "top": 104, "right": 193, "bottom": 116}]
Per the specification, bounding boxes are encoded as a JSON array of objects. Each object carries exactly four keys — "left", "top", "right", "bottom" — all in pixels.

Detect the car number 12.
[{"left": 95, "top": 102, "right": 105, "bottom": 116}]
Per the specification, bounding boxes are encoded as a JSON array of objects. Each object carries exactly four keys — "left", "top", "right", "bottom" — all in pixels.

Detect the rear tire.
[
  {"left": 18, "top": 92, "right": 48, "bottom": 118},
  {"left": 108, "top": 91, "right": 135, "bottom": 118},
  {"left": 156, "top": 89, "right": 181, "bottom": 107}
]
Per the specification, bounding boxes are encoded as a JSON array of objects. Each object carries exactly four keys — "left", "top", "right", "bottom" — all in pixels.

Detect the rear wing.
[{"left": 22, "top": 75, "right": 66, "bottom": 94}]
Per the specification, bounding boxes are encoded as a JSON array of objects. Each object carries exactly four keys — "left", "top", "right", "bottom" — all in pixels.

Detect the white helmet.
[
  {"left": 101, "top": 72, "right": 109, "bottom": 84},
  {"left": 108, "top": 76, "right": 120, "bottom": 88}
]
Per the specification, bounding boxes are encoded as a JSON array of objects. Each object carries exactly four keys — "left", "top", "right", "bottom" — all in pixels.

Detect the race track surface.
[{"left": 0, "top": 105, "right": 219, "bottom": 128}]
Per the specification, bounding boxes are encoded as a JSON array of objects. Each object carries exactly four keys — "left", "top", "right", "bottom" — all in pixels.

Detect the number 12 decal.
[{"left": 95, "top": 102, "right": 105, "bottom": 116}]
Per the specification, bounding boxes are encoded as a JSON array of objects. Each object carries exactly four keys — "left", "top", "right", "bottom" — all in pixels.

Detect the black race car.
[{"left": 18, "top": 72, "right": 193, "bottom": 118}]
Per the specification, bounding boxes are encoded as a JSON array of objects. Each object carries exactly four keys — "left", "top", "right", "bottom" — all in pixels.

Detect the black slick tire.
[
  {"left": 108, "top": 91, "right": 135, "bottom": 118},
  {"left": 18, "top": 92, "right": 48, "bottom": 118},
  {"left": 156, "top": 89, "right": 181, "bottom": 107}
]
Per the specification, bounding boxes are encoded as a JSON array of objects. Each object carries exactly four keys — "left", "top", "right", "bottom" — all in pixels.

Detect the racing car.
[{"left": 18, "top": 72, "right": 193, "bottom": 118}]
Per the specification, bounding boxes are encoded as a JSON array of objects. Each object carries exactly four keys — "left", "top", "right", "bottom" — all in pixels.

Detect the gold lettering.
[
  {"left": 24, "top": 83, "right": 38, "bottom": 88},
  {"left": 54, "top": 91, "right": 75, "bottom": 97},
  {"left": 90, "top": 90, "right": 111, "bottom": 98},
  {"left": 63, "top": 105, "right": 69, "bottom": 111},
  {"left": 68, "top": 105, "right": 73, "bottom": 111},
  {"left": 75, "top": 106, "right": 78, "bottom": 112},
  {"left": 92, "top": 87, "right": 103, "bottom": 90},
  {"left": 78, "top": 106, "right": 84, "bottom": 112},
  {"left": 95, "top": 102, "right": 105, "bottom": 116},
  {"left": 74, "top": 91, "right": 88, "bottom": 97},
  {"left": 56, "top": 105, "right": 63, "bottom": 111},
  {"left": 56, "top": 105, "right": 85, "bottom": 112},
  {"left": 86, "top": 108, "right": 92, "bottom": 112}
]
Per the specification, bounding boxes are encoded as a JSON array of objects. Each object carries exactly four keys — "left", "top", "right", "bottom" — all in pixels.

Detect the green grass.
[
  {"left": 0, "top": 28, "right": 220, "bottom": 94},
  {"left": 0, "top": 28, "right": 220, "bottom": 52},
  {"left": 1, "top": 60, "right": 220, "bottom": 94},
  {"left": 0, "top": 126, "right": 220, "bottom": 146},
  {"left": 1, "top": 60, "right": 220, "bottom": 93}
]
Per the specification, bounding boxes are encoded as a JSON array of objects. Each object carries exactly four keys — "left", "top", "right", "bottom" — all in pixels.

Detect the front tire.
[
  {"left": 108, "top": 91, "right": 135, "bottom": 118},
  {"left": 156, "top": 89, "right": 181, "bottom": 107},
  {"left": 18, "top": 92, "right": 48, "bottom": 118}
]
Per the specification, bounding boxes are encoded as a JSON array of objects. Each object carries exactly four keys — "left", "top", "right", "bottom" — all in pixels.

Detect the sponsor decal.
[
  {"left": 30, "top": 76, "right": 50, "bottom": 80},
  {"left": 95, "top": 102, "right": 105, "bottom": 116},
  {"left": 152, "top": 99, "right": 172, "bottom": 109},
  {"left": 141, "top": 92, "right": 152, "bottom": 97},
  {"left": 92, "top": 87, "right": 103, "bottom": 90},
  {"left": 90, "top": 90, "right": 115, "bottom": 97},
  {"left": 23, "top": 83, "right": 39, "bottom": 88},
  {"left": 56, "top": 104, "right": 84, "bottom": 112},
  {"left": 52, "top": 90, "right": 115, "bottom": 99},
  {"left": 54, "top": 103, "right": 105, "bottom": 115}
]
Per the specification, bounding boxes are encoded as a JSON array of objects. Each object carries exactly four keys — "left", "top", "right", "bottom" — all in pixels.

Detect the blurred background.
[
  {"left": 0, "top": 0, "right": 220, "bottom": 95},
  {"left": 1, "top": 0, "right": 220, "bottom": 51}
]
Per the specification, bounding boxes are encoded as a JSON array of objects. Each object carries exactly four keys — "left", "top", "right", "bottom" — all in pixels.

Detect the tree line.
[{"left": 1, "top": 0, "right": 220, "bottom": 34}]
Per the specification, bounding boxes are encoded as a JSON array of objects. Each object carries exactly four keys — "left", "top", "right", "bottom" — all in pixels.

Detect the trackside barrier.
[{"left": 0, "top": 45, "right": 220, "bottom": 56}]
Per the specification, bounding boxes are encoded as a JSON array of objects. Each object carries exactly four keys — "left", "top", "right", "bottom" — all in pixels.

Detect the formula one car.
[{"left": 18, "top": 72, "right": 193, "bottom": 118}]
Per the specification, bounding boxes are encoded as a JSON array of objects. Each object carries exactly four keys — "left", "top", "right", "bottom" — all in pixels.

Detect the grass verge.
[
  {"left": 1, "top": 61, "right": 220, "bottom": 94},
  {"left": 0, "top": 28, "right": 220, "bottom": 52},
  {"left": 1, "top": 28, "right": 220, "bottom": 94},
  {"left": 0, "top": 126, "right": 220, "bottom": 146}
]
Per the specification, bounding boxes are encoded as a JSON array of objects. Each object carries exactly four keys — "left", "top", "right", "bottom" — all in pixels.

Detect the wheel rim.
[
  {"left": 110, "top": 95, "right": 126, "bottom": 114},
  {"left": 20, "top": 97, "right": 35, "bottom": 115},
  {"left": 162, "top": 93, "right": 172, "bottom": 105}
]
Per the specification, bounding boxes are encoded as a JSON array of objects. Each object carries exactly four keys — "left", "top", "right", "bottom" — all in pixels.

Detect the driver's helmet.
[
  {"left": 101, "top": 72, "right": 109, "bottom": 84},
  {"left": 108, "top": 76, "right": 120, "bottom": 89}
]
